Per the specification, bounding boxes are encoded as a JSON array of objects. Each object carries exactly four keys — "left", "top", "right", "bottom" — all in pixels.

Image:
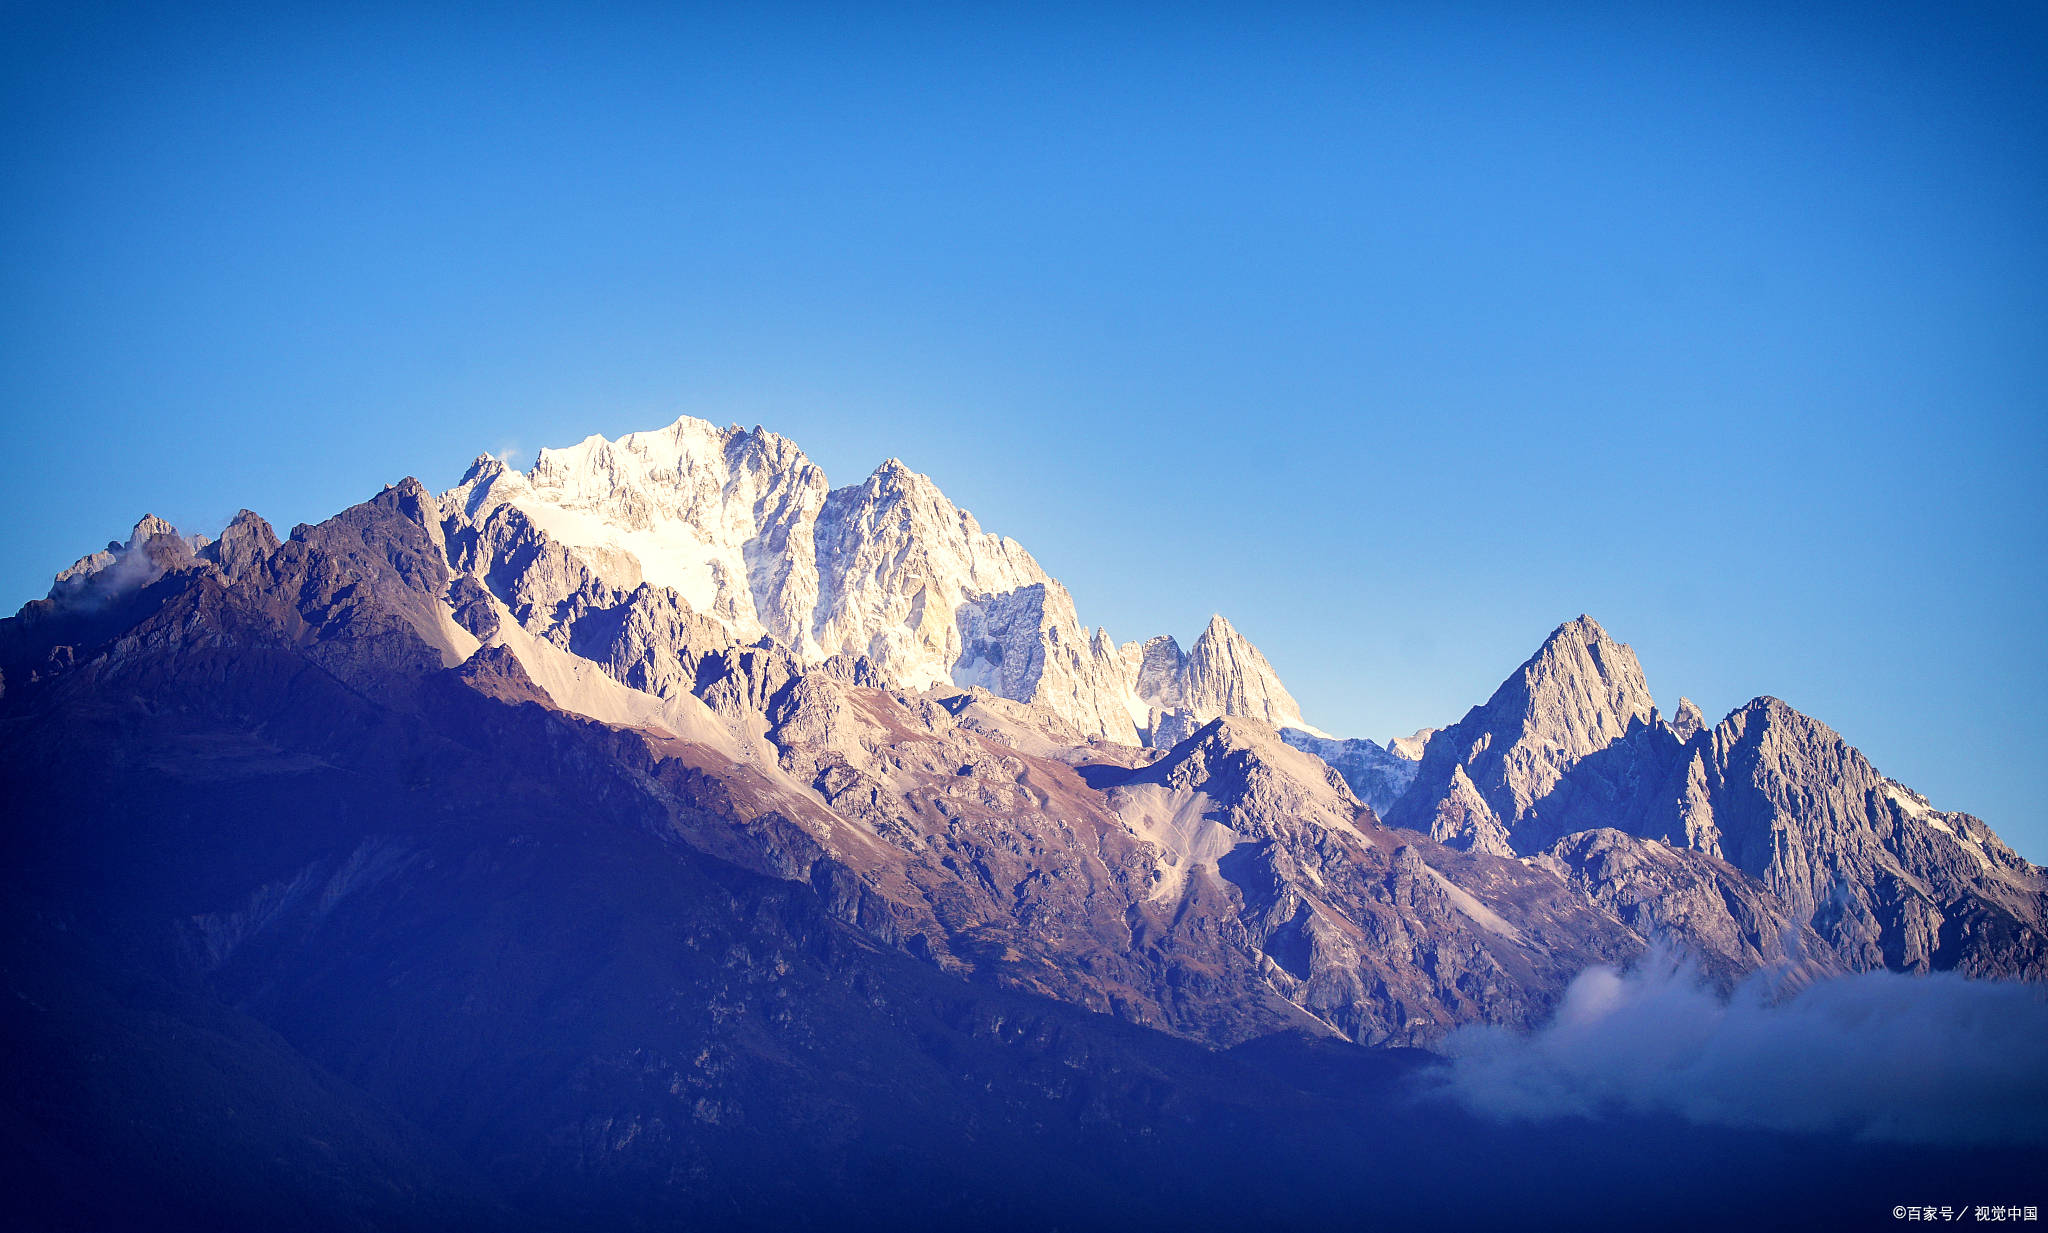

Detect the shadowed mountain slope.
[{"left": 4, "top": 428, "right": 2044, "bottom": 1228}]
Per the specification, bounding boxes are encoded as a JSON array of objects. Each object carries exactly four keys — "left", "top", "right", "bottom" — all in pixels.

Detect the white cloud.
[{"left": 1428, "top": 949, "right": 2048, "bottom": 1146}]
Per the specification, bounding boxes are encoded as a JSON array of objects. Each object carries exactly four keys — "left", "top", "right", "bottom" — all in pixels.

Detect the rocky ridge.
[
  {"left": 4, "top": 419, "right": 2043, "bottom": 1059},
  {"left": 443, "top": 418, "right": 1314, "bottom": 747},
  {"left": 1388, "top": 617, "right": 2046, "bottom": 981},
  {"left": 5, "top": 421, "right": 2042, "bottom": 1231}
]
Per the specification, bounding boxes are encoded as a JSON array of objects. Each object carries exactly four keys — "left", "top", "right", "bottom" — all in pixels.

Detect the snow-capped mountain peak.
[{"left": 438, "top": 415, "right": 1325, "bottom": 747}]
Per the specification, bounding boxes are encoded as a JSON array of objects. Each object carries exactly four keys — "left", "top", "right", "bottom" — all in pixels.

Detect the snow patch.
[
  {"left": 1883, "top": 782, "right": 1992, "bottom": 872},
  {"left": 442, "top": 414, "right": 1329, "bottom": 749}
]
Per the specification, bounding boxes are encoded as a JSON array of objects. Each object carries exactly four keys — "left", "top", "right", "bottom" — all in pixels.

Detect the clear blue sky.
[{"left": 3, "top": 2, "right": 2044, "bottom": 856}]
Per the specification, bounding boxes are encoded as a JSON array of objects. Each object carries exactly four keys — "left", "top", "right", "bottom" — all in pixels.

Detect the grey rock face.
[
  {"left": 9, "top": 459, "right": 2044, "bottom": 1084},
  {"left": 953, "top": 583, "right": 1141, "bottom": 745},
  {"left": 569, "top": 584, "right": 733, "bottom": 703},
  {"left": 1065, "top": 717, "right": 1637, "bottom": 1045},
  {"left": 440, "top": 498, "right": 728, "bottom": 709},
  {"left": 1127, "top": 615, "right": 1317, "bottom": 744},
  {"left": 200, "top": 510, "right": 282, "bottom": 583},
  {"left": 1423, "top": 763, "right": 1517, "bottom": 857},
  {"left": 1129, "top": 633, "right": 1186, "bottom": 709},
  {"left": 251, "top": 479, "right": 471, "bottom": 680},
  {"left": 1387, "top": 726, "right": 1438, "bottom": 761},
  {"left": 1386, "top": 616, "right": 1656, "bottom": 852},
  {"left": 452, "top": 641, "right": 553, "bottom": 708},
  {"left": 47, "top": 513, "right": 196, "bottom": 601},
  {"left": 1279, "top": 730, "right": 1421, "bottom": 814},
  {"left": 1148, "top": 706, "right": 1202, "bottom": 750},
  {"left": 445, "top": 575, "right": 501, "bottom": 641},
  {"left": 810, "top": 459, "right": 1045, "bottom": 676},
  {"left": 1378, "top": 616, "right": 2047, "bottom": 983},
  {"left": 452, "top": 501, "right": 614, "bottom": 632},
  {"left": 1534, "top": 828, "right": 1830, "bottom": 986},
  {"left": 1668, "top": 696, "right": 1706, "bottom": 741},
  {"left": 1632, "top": 697, "right": 2047, "bottom": 978},
  {"left": 1174, "top": 615, "right": 1315, "bottom": 732},
  {"left": 722, "top": 425, "right": 831, "bottom": 652}
]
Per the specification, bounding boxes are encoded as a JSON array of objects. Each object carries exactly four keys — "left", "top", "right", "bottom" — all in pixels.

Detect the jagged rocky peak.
[
  {"left": 443, "top": 418, "right": 829, "bottom": 651},
  {"left": 47, "top": 512, "right": 202, "bottom": 599},
  {"left": 428, "top": 415, "right": 1338, "bottom": 749},
  {"left": 1103, "top": 712, "right": 1642, "bottom": 1046},
  {"left": 1384, "top": 615, "right": 1657, "bottom": 848},
  {"left": 425, "top": 415, "right": 1343, "bottom": 749},
  {"left": 49, "top": 546, "right": 118, "bottom": 593},
  {"left": 128, "top": 513, "right": 180, "bottom": 544},
  {"left": 1511, "top": 615, "right": 1656, "bottom": 750},
  {"left": 171, "top": 509, "right": 285, "bottom": 587},
  {"left": 1365, "top": 611, "right": 2047, "bottom": 979},
  {"left": 810, "top": 453, "right": 1052, "bottom": 688},
  {"left": 1125, "top": 714, "right": 1362, "bottom": 827},
  {"left": 1131, "top": 614, "right": 1327, "bottom": 744},
  {"left": 1533, "top": 827, "right": 1828, "bottom": 986},
  {"left": 1127, "top": 634, "right": 1186, "bottom": 708},
  {"left": 1426, "top": 763, "right": 1515, "bottom": 856},
  {"left": 1182, "top": 615, "right": 1318, "bottom": 731},
  {"left": 1645, "top": 694, "right": 2045, "bottom": 977},
  {"left": 435, "top": 416, "right": 1168, "bottom": 743}
]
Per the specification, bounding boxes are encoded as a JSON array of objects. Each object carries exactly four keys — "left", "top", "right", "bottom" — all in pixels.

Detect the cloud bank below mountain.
[{"left": 1429, "top": 951, "right": 2048, "bottom": 1147}]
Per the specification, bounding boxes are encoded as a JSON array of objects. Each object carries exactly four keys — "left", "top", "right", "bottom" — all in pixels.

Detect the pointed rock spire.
[
  {"left": 1668, "top": 696, "right": 1706, "bottom": 742},
  {"left": 1172, "top": 614, "right": 1317, "bottom": 735},
  {"left": 1430, "top": 763, "right": 1514, "bottom": 856},
  {"left": 1384, "top": 615, "right": 1655, "bottom": 851}
]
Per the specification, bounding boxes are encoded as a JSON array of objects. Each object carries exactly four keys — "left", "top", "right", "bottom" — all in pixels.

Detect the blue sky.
[{"left": 3, "top": 2, "right": 2044, "bottom": 855}]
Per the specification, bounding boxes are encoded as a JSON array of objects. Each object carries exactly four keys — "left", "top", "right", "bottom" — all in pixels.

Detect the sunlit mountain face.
[{"left": 3, "top": 419, "right": 2042, "bottom": 1230}]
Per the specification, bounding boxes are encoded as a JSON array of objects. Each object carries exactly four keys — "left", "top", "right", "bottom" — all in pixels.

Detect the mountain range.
[{"left": 3, "top": 415, "right": 2042, "bottom": 1230}]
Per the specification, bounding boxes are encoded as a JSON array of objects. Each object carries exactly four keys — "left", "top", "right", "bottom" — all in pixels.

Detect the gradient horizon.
[{"left": 2, "top": 2, "right": 2043, "bottom": 856}]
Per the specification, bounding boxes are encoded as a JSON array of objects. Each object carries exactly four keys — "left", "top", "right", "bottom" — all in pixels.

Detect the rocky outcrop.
[
  {"left": 1387, "top": 726, "right": 1438, "bottom": 761},
  {"left": 47, "top": 513, "right": 197, "bottom": 600},
  {"left": 1420, "top": 763, "right": 1516, "bottom": 857},
  {"left": 953, "top": 584, "right": 1140, "bottom": 744},
  {"left": 1172, "top": 615, "right": 1319, "bottom": 733},
  {"left": 809, "top": 458, "right": 1047, "bottom": 683},
  {"left": 1087, "top": 717, "right": 1636, "bottom": 1044}
]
